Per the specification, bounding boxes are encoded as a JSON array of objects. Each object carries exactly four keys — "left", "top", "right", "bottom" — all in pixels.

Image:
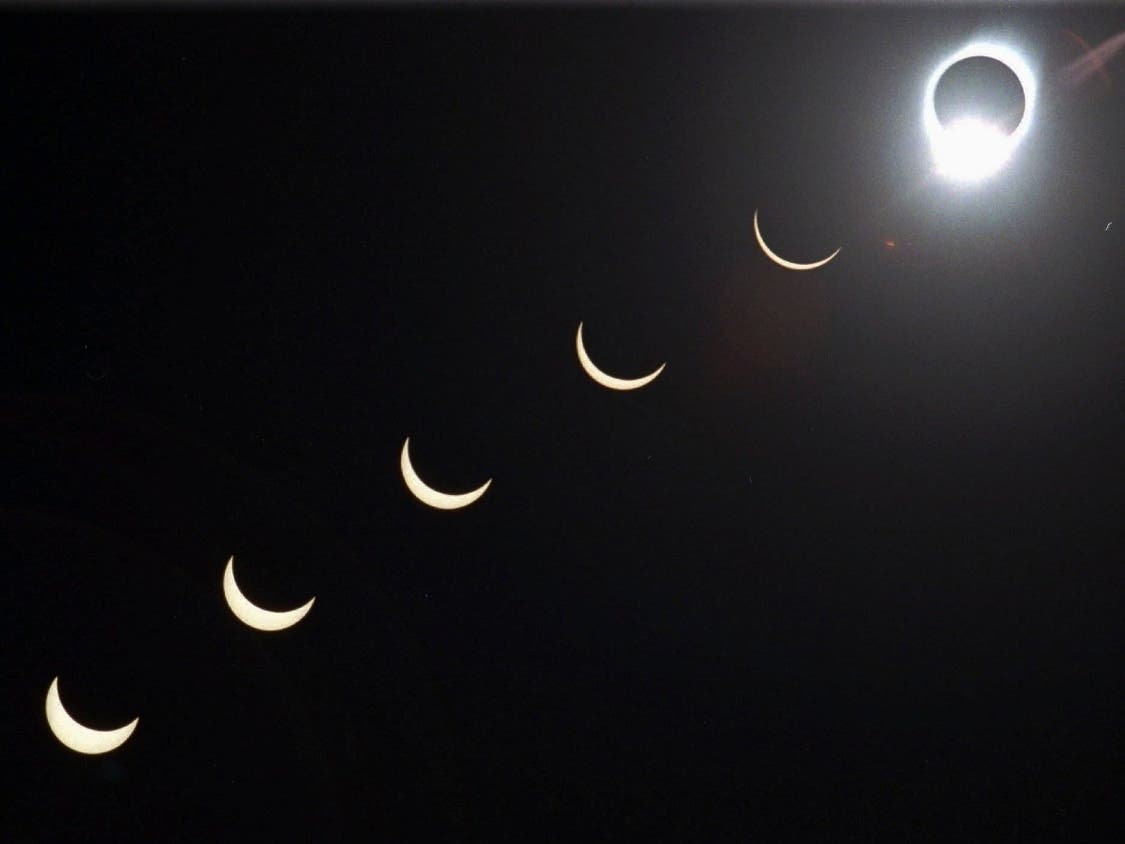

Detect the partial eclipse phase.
[
  {"left": 45, "top": 677, "right": 138, "bottom": 755},
  {"left": 575, "top": 322, "right": 665, "bottom": 391},
  {"left": 223, "top": 556, "right": 315, "bottom": 632},
  {"left": 400, "top": 437, "right": 491, "bottom": 510},
  {"left": 753, "top": 209, "right": 841, "bottom": 271}
]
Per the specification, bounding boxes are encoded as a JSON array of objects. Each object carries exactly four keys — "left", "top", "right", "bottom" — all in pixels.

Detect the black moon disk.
[{"left": 933, "top": 55, "right": 1026, "bottom": 135}]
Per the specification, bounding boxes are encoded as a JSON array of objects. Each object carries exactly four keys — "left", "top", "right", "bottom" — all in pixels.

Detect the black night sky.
[{"left": 1, "top": 4, "right": 1122, "bottom": 841}]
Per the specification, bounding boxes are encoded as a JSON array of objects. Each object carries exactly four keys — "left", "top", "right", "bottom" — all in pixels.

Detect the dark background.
[{"left": 1, "top": 5, "right": 1121, "bottom": 841}]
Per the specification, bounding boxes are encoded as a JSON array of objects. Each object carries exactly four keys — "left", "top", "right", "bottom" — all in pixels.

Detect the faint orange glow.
[{"left": 884, "top": 239, "right": 896, "bottom": 249}]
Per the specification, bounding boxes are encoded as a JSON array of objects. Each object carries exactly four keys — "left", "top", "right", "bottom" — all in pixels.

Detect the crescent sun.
[
  {"left": 575, "top": 322, "right": 665, "bottom": 391},
  {"left": 223, "top": 556, "right": 315, "bottom": 632},
  {"left": 400, "top": 437, "right": 491, "bottom": 510},
  {"left": 45, "top": 676, "right": 138, "bottom": 755},
  {"left": 753, "top": 209, "right": 841, "bottom": 271}
]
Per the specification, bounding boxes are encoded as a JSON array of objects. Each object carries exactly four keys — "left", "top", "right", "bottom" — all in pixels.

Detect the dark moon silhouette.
[{"left": 933, "top": 55, "right": 1026, "bottom": 134}]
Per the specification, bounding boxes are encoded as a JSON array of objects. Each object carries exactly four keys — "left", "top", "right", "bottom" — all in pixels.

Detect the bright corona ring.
[{"left": 923, "top": 42, "right": 1036, "bottom": 183}]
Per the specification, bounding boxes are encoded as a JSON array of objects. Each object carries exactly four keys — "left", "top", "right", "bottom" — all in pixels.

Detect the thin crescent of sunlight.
[
  {"left": 575, "top": 322, "right": 666, "bottom": 391},
  {"left": 223, "top": 557, "right": 315, "bottom": 632},
  {"left": 45, "top": 677, "right": 138, "bottom": 755},
  {"left": 400, "top": 437, "right": 492, "bottom": 510},
  {"left": 752, "top": 210, "right": 841, "bottom": 271}
]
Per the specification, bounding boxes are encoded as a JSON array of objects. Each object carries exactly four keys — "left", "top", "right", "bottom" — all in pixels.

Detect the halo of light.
[{"left": 923, "top": 42, "right": 1037, "bottom": 183}]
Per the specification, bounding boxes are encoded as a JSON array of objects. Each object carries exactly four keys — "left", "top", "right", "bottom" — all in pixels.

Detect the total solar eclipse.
[{"left": 923, "top": 42, "right": 1037, "bottom": 183}]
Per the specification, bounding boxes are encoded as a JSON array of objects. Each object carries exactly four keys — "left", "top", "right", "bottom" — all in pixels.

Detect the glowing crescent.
[
  {"left": 753, "top": 209, "right": 841, "bottom": 271},
  {"left": 400, "top": 437, "right": 491, "bottom": 510},
  {"left": 45, "top": 677, "right": 138, "bottom": 755},
  {"left": 575, "top": 322, "right": 665, "bottom": 391},
  {"left": 223, "top": 556, "right": 315, "bottom": 632}
]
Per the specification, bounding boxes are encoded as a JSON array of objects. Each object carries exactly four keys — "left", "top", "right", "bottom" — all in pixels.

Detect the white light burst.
[{"left": 933, "top": 117, "right": 1012, "bottom": 183}]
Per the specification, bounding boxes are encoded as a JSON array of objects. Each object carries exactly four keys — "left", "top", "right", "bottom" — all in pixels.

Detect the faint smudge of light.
[
  {"left": 924, "top": 42, "right": 1036, "bottom": 184},
  {"left": 884, "top": 239, "right": 896, "bottom": 249}
]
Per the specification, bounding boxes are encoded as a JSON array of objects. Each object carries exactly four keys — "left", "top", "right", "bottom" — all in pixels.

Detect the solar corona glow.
[
  {"left": 400, "top": 436, "right": 492, "bottom": 510},
  {"left": 752, "top": 210, "right": 841, "bottom": 271},
  {"left": 222, "top": 556, "right": 315, "bottom": 632},
  {"left": 45, "top": 677, "right": 138, "bottom": 755},
  {"left": 575, "top": 322, "right": 666, "bottom": 391},
  {"left": 924, "top": 42, "right": 1037, "bottom": 183}
]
